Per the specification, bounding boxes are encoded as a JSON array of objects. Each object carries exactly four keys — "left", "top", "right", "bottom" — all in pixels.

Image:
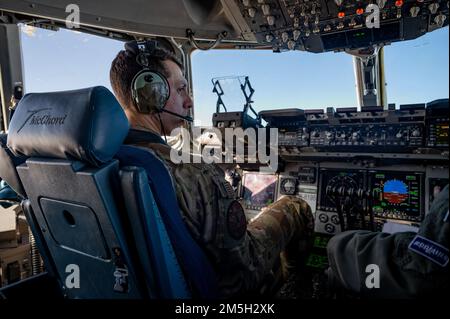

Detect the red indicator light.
[
  {"left": 395, "top": 0, "right": 404, "bottom": 7},
  {"left": 338, "top": 11, "right": 345, "bottom": 18},
  {"left": 356, "top": 8, "right": 364, "bottom": 15}
]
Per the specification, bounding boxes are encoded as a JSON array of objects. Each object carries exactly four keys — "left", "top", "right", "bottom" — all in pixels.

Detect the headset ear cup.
[{"left": 131, "top": 70, "right": 170, "bottom": 114}]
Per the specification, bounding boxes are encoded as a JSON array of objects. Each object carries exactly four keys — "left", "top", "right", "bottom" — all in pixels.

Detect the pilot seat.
[{"left": 0, "top": 86, "right": 218, "bottom": 299}]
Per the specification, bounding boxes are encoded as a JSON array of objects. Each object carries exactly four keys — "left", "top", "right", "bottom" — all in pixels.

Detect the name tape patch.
[{"left": 408, "top": 235, "right": 449, "bottom": 267}]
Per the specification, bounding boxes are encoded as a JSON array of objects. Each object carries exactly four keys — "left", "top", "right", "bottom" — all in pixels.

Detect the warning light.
[
  {"left": 338, "top": 11, "right": 345, "bottom": 18},
  {"left": 395, "top": 0, "right": 404, "bottom": 7},
  {"left": 356, "top": 8, "right": 364, "bottom": 15}
]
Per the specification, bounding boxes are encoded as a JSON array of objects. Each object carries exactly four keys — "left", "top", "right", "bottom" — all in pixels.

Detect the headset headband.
[{"left": 128, "top": 40, "right": 170, "bottom": 114}]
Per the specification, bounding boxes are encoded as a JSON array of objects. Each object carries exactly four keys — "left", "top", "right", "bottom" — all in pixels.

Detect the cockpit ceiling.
[
  {"left": 0, "top": 0, "right": 245, "bottom": 40},
  {"left": 0, "top": 0, "right": 448, "bottom": 53}
]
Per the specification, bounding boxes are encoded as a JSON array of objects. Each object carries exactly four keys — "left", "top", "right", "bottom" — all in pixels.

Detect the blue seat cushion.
[{"left": 115, "top": 145, "right": 219, "bottom": 298}]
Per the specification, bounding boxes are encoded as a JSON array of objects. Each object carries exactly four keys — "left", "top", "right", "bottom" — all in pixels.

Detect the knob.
[
  {"left": 261, "top": 4, "right": 271, "bottom": 16},
  {"left": 348, "top": 18, "right": 357, "bottom": 27},
  {"left": 377, "top": 0, "right": 387, "bottom": 9},
  {"left": 352, "top": 132, "right": 360, "bottom": 140},
  {"left": 287, "top": 40, "right": 296, "bottom": 50},
  {"left": 434, "top": 13, "right": 447, "bottom": 27},
  {"left": 429, "top": 3, "right": 440, "bottom": 14},
  {"left": 319, "top": 214, "right": 329, "bottom": 223},
  {"left": 325, "top": 131, "right": 334, "bottom": 139},
  {"left": 312, "top": 130, "right": 320, "bottom": 138},
  {"left": 410, "top": 6, "right": 420, "bottom": 17},
  {"left": 304, "top": 17, "right": 309, "bottom": 27},
  {"left": 314, "top": 15, "right": 319, "bottom": 25},
  {"left": 265, "top": 34, "right": 274, "bottom": 42},
  {"left": 411, "top": 129, "right": 421, "bottom": 137},
  {"left": 331, "top": 215, "right": 340, "bottom": 225},
  {"left": 325, "top": 224, "right": 335, "bottom": 233},
  {"left": 396, "top": 130, "right": 406, "bottom": 139}
]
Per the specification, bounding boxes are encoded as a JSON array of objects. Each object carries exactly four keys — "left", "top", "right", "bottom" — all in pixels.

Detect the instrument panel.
[
  {"left": 201, "top": 91, "right": 449, "bottom": 299},
  {"left": 426, "top": 99, "right": 449, "bottom": 148},
  {"left": 226, "top": 99, "right": 448, "bottom": 297},
  {"left": 234, "top": 0, "right": 449, "bottom": 53},
  {"left": 233, "top": 99, "right": 448, "bottom": 235},
  {"left": 241, "top": 165, "right": 446, "bottom": 234},
  {"left": 259, "top": 99, "right": 448, "bottom": 155}
]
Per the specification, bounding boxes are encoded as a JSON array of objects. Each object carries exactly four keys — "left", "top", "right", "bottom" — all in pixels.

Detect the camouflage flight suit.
[
  {"left": 327, "top": 185, "right": 449, "bottom": 298},
  {"left": 129, "top": 133, "right": 314, "bottom": 297}
]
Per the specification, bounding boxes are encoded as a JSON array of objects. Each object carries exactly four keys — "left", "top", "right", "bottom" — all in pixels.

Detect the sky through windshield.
[{"left": 20, "top": 25, "right": 449, "bottom": 126}]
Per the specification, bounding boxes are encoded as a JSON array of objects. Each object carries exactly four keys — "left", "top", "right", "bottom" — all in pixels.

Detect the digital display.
[
  {"left": 242, "top": 173, "right": 277, "bottom": 210},
  {"left": 284, "top": 132, "right": 297, "bottom": 139},
  {"left": 427, "top": 119, "right": 449, "bottom": 148},
  {"left": 435, "top": 123, "right": 449, "bottom": 146},
  {"left": 318, "top": 169, "right": 365, "bottom": 212},
  {"left": 306, "top": 253, "right": 328, "bottom": 269},
  {"left": 348, "top": 29, "right": 371, "bottom": 47},
  {"left": 370, "top": 171, "right": 423, "bottom": 221}
]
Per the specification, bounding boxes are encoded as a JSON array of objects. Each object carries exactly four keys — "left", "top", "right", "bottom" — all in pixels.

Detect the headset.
[{"left": 127, "top": 40, "right": 193, "bottom": 122}]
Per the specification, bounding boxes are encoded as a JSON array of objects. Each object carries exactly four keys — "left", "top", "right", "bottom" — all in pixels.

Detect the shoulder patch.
[
  {"left": 226, "top": 200, "right": 247, "bottom": 240},
  {"left": 408, "top": 235, "right": 449, "bottom": 267}
]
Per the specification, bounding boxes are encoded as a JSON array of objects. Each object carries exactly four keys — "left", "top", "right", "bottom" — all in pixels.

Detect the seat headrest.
[{"left": 7, "top": 86, "right": 130, "bottom": 166}]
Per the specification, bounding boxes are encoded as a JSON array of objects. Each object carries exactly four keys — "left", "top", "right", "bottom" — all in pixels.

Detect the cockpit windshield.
[
  {"left": 19, "top": 25, "right": 448, "bottom": 128},
  {"left": 191, "top": 27, "right": 448, "bottom": 126},
  {"left": 20, "top": 26, "right": 122, "bottom": 93}
]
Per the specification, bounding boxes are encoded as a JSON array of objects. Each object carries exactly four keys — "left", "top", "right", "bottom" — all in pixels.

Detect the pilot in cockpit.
[
  {"left": 109, "top": 40, "right": 315, "bottom": 298},
  {"left": 327, "top": 184, "right": 449, "bottom": 298}
]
